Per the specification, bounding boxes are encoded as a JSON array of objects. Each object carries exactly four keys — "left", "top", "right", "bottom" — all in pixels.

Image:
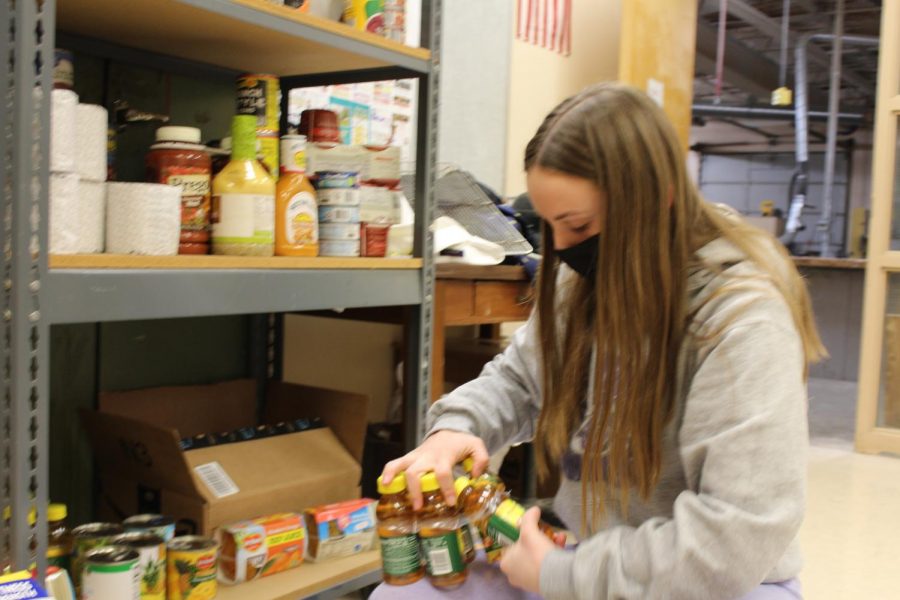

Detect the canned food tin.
[
  {"left": 167, "top": 536, "right": 218, "bottom": 600},
  {"left": 72, "top": 522, "right": 125, "bottom": 591},
  {"left": 319, "top": 205, "right": 360, "bottom": 224},
  {"left": 124, "top": 514, "right": 176, "bottom": 543},
  {"left": 319, "top": 223, "right": 361, "bottom": 241},
  {"left": 82, "top": 545, "right": 140, "bottom": 600},
  {"left": 236, "top": 73, "right": 280, "bottom": 131},
  {"left": 315, "top": 171, "right": 359, "bottom": 189},
  {"left": 320, "top": 240, "right": 361, "bottom": 257},
  {"left": 112, "top": 532, "right": 166, "bottom": 600},
  {"left": 317, "top": 188, "right": 361, "bottom": 206}
]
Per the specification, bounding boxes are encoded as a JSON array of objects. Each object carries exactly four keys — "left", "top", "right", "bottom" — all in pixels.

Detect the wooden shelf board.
[
  {"left": 436, "top": 263, "right": 529, "bottom": 281},
  {"left": 217, "top": 550, "right": 381, "bottom": 600},
  {"left": 792, "top": 256, "right": 867, "bottom": 270},
  {"left": 50, "top": 254, "right": 422, "bottom": 271},
  {"left": 57, "top": 0, "right": 430, "bottom": 77}
]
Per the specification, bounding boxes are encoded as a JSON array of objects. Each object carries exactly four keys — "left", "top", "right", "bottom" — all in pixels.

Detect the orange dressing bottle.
[{"left": 275, "top": 135, "right": 318, "bottom": 256}]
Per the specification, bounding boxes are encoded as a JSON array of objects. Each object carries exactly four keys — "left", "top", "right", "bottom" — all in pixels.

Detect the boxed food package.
[
  {"left": 304, "top": 499, "right": 377, "bottom": 562},
  {"left": 307, "top": 144, "right": 400, "bottom": 186},
  {"left": 81, "top": 380, "right": 368, "bottom": 536},
  {"left": 361, "top": 224, "right": 390, "bottom": 257},
  {"left": 218, "top": 512, "right": 307, "bottom": 585},
  {"left": 0, "top": 571, "right": 50, "bottom": 599},
  {"left": 359, "top": 186, "right": 402, "bottom": 224}
]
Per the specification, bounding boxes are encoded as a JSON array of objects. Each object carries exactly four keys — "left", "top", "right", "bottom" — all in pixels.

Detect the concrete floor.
[{"left": 346, "top": 378, "right": 900, "bottom": 599}]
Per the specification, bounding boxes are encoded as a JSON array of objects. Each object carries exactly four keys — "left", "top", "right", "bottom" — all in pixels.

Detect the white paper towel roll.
[
  {"left": 50, "top": 174, "right": 107, "bottom": 254},
  {"left": 50, "top": 173, "right": 80, "bottom": 254},
  {"left": 51, "top": 90, "right": 77, "bottom": 173},
  {"left": 106, "top": 182, "right": 180, "bottom": 256},
  {"left": 76, "top": 104, "right": 108, "bottom": 182},
  {"left": 78, "top": 180, "right": 106, "bottom": 253}
]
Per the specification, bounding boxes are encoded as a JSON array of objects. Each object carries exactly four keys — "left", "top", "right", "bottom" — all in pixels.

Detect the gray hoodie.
[{"left": 426, "top": 238, "right": 808, "bottom": 600}]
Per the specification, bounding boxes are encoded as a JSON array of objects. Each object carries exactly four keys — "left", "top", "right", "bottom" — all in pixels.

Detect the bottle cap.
[
  {"left": 454, "top": 476, "right": 471, "bottom": 497},
  {"left": 377, "top": 473, "right": 407, "bottom": 495},
  {"left": 48, "top": 503, "right": 67, "bottom": 521},
  {"left": 462, "top": 457, "right": 474, "bottom": 473},
  {"left": 155, "top": 126, "right": 201, "bottom": 144},
  {"left": 419, "top": 472, "right": 440, "bottom": 493}
]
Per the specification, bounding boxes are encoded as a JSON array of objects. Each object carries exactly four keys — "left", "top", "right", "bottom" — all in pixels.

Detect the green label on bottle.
[
  {"left": 380, "top": 534, "right": 421, "bottom": 576},
  {"left": 420, "top": 532, "right": 465, "bottom": 576},
  {"left": 486, "top": 514, "right": 520, "bottom": 546}
]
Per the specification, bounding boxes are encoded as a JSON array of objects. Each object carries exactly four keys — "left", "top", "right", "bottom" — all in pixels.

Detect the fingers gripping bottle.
[
  {"left": 376, "top": 474, "right": 424, "bottom": 586},
  {"left": 417, "top": 472, "right": 468, "bottom": 588}
]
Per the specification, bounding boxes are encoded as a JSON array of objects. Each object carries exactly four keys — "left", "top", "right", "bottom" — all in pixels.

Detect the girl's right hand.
[{"left": 380, "top": 430, "right": 490, "bottom": 510}]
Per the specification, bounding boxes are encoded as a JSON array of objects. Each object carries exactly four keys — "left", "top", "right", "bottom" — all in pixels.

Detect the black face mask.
[{"left": 557, "top": 234, "right": 599, "bottom": 279}]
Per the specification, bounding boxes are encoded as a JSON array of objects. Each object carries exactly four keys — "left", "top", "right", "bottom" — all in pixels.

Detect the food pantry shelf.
[
  {"left": 46, "top": 256, "right": 423, "bottom": 324},
  {"left": 56, "top": 0, "right": 431, "bottom": 76},
  {"left": 216, "top": 550, "right": 382, "bottom": 600}
]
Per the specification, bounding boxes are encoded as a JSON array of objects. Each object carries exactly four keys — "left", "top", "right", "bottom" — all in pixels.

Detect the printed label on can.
[
  {"left": 167, "top": 548, "right": 218, "bottom": 600},
  {"left": 82, "top": 559, "right": 140, "bottom": 600},
  {"left": 379, "top": 534, "right": 420, "bottom": 576},
  {"left": 236, "top": 75, "right": 280, "bottom": 131},
  {"left": 285, "top": 191, "right": 318, "bottom": 245},
  {"left": 419, "top": 532, "right": 465, "bottom": 577},
  {"left": 319, "top": 223, "right": 359, "bottom": 241},
  {"left": 319, "top": 240, "right": 361, "bottom": 257},
  {"left": 134, "top": 544, "right": 166, "bottom": 600},
  {"left": 318, "top": 205, "right": 360, "bottom": 224},
  {"left": 317, "top": 188, "right": 361, "bottom": 206},
  {"left": 211, "top": 193, "right": 275, "bottom": 246}
]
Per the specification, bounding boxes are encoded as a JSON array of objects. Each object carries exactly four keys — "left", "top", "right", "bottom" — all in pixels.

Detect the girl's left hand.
[{"left": 500, "top": 507, "right": 557, "bottom": 593}]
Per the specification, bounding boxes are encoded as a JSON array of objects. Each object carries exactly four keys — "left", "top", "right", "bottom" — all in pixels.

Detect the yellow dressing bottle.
[
  {"left": 276, "top": 135, "right": 318, "bottom": 256},
  {"left": 212, "top": 115, "right": 276, "bottom": 256}
]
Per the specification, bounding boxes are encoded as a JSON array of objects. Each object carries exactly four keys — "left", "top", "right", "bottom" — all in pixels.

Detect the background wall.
[
  {"left": 437, "top": 0, "right": 514, "bottom": 193},
  {"left": 504, "top": 0, "right": 623, "bottom": 196}
]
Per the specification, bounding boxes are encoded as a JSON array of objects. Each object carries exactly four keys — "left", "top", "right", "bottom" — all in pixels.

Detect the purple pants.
[{"left": 369, "top": 555, "right": 803, "bottom": 600}]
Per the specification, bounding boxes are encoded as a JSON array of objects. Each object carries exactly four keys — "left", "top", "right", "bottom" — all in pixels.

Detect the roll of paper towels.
[
  {"left": 50, "top": 173, "right": 80, "bottom": 254},
  {"left": 78, "top": 180, "right": 106, "bottom": 253},
  {"left": 106, "top": 182, "right": 181, "bottom": 256},
  {"left": 51, "top": 89, "right": 78, "bottom": 173},
  {"left": 76, "top": 103, "right": 108, "bottom": 182},
  {"left": 50, "top": 174, "right": 106, "bottom": 254}
]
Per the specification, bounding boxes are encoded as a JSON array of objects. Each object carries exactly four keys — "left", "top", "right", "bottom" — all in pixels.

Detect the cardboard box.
[
  {"left": 218, "top": 512, "right": 307, "bottom": 585},
  {"left": 304, "top": 499, "right": 377, "bottom": 562},
  {"left": 0, "top": 572, "right": 50, "bottom": 599},
  {"left": 81, "top": 380, "right": 368, "bottom": 536}
]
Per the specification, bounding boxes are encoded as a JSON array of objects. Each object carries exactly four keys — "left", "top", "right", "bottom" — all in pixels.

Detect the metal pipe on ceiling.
[
  {"left": 691, "top": 104, "right": 864, "bottom": 123},
  {"left": 714, "top": 0, "right": 730, "bottom": 104},
  {"left": 818, "top": 0, "right": 846, "bottom": 258},
  {"left": 779, "top": 0, "right": 791, "bottom": 89},
  {"left": 788, "top": 30, "right": 878, "bottom": 253}
]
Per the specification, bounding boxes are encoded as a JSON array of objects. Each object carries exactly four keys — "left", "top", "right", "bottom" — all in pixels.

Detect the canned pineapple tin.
[
  {"left": 112, "top": 531, "right": 166, "bottom": 600},
  {"left": 167, "top": 536, "right": 218, "bottom": 600},
  {"left": 123, "top": 514, "right": 176, "bottom": 543},
  {"left": 81, "top": 545, "right": 140, "bottom": 600},
  {"left": 72, "top": 522, "right": 125, "bottom": 591}
]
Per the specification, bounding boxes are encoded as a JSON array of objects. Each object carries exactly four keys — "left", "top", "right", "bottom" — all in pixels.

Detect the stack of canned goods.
[
  {"left": 71, "top": 514, "right": 218, "bottom": 600},
  {"left": 316, "top": 171, "right": 362, "bottom": 257}
]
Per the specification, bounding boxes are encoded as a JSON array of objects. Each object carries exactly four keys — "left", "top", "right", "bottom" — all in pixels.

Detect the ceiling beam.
[{"left": 697, "top": 0, "right": 875, "bottom": 95}]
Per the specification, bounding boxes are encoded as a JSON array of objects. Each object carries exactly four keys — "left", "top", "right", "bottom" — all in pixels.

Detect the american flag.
[{"left": 517, "top": 0, "right": 572, "bottom": 55}]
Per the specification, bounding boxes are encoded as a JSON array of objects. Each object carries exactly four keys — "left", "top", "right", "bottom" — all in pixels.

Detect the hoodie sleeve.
[
  {"left": 425, "top": 312, "right": 543, "bottom": 455},
  {"left": 539, "top": 315, "right": 808, "bottom": 600}
]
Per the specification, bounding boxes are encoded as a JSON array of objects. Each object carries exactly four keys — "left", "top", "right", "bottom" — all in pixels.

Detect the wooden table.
[{"left": 432, "top": 264, "right": 533, "bottom": 401}]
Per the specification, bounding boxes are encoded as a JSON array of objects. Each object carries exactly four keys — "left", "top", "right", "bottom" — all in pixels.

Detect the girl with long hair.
[{"left": 376, "top": 83, "right": 823, "bottom": 599}]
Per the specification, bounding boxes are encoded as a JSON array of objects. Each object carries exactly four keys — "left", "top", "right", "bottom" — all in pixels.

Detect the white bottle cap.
[{"left": 155, "top": 126, "right": 202, "bottom": 144}]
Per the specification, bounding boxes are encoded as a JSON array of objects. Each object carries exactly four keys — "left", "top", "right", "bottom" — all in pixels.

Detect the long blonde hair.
[{"left": 526, "top": 83, "right": 825, "bottom": 529}]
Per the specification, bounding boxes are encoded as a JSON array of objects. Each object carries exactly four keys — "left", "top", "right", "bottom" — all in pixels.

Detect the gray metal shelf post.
[{"left": 1, "top": 0, "right": 53, "bottom": 574}]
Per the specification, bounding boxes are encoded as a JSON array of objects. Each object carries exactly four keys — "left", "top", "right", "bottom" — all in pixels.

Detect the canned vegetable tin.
[
  {"left": 167, "top": 536, "right": 218, "bottom": 600},
  {"left": 112, "top": 531, "right": 166, "bottom": 600},
  {"left": 123, "top": 514, "right": 176, "bottom": 543},
  {"left": 81, "top": 545, "right": 140, "bottom": 600},
  {"left": 72, "top": 522, "right": 125, "bottom": 591}
]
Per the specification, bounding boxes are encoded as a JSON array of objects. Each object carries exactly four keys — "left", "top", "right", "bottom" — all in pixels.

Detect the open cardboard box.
[{"left": 80, "top": 380, "right": 368, "bottom": 535}]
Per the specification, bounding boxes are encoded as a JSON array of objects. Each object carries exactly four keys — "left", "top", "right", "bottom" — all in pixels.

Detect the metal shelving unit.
[{"left": 0, "top": 0, "right": 439, "bottom": 595}]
